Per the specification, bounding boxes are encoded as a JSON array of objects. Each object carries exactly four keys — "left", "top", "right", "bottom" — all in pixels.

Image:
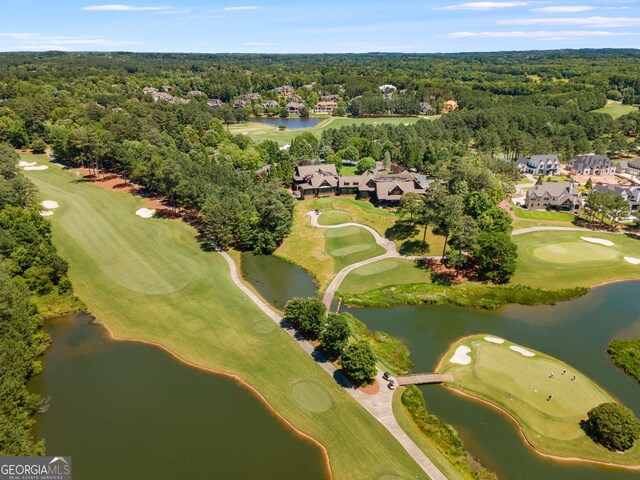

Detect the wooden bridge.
[{"left": 395, "top": 373, "right": 452, "bottom": 386}]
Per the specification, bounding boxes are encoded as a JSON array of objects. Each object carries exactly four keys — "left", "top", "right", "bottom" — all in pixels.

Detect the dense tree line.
[{"left": 0, "top": 145, "right": 73, "bottom": 455}]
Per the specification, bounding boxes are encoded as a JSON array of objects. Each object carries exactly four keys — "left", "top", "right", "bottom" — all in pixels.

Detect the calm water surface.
[
  {"left": 241, "top": 254, "right": 640, "bottom": 480},
  {"left": 29, "top": 313, "right": 328, "bottom": 480},
  {"left": 248, "top": 117, "right": 324, "bottom": 129}
]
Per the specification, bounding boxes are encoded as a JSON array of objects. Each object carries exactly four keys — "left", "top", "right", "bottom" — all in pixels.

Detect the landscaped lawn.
[
  {"left": 324, "top": 225, "right": 385, "bottom": 272},
  {"left": 592, "top": 101, "right": 638, "bottom": 120},
  {"left": 318, "top": 210, "right": 352, "bottom": 226},
  {"left": 439, "top": 335, "right": 640, "bottom": 466},
  {"left": 23, "top": 155, "right": 430, "bottom": 480},
  {"left": 340, "top": 165, "right": 358, "bottom": 176},
  {"left": 339, "top": 258, "right": 432, "bottom": 294},
  {"left": 512, "top": 207, "right": 575, "bottom": 223},
  {"left": 512, "top": 230, "right": 640, "bottom": 288},
  {"left": 228, "top": 116, "right": 424, "bottom": 144}
]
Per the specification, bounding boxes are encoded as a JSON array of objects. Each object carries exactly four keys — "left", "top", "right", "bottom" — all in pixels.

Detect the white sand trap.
[
  {"left": 39, "top": 210, "right": 54, "bottom": 217},
  {"left": 135, "top": 208, "right": 155, "bottom": 218},
  {"left": 624, "top": 257, "right": 640, "bottom": 265},
  {"left": 510, "top": 345, "right": 535, "bottom": 357},
  {"left": 18, "top": 161, "right": 37, "bottom": 167},
  {"left": 581, "top": 237, "right": 614, "bottom": 247},
  {"left": 450, "top": 346, "right": 472, "bottom": 365},
  {"left": 484, "top": 336, "right": 505, "bottom": 344},
  {"left": 23, "top": 165, "right": 48, "bottom": 171},
  {"left": 41, "top": 200, "right": 59, "bottom": 209}
]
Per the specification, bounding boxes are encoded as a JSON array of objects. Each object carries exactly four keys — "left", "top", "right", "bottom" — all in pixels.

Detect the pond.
[
  {"left": 241, "top": 253, "right": 640, "bottom": 480},
  {"left": 249, "top": 117, "right": 325, "bottom": 129},
  {"left": 29, "top": 313, "right": 328, "bottom": 480}
]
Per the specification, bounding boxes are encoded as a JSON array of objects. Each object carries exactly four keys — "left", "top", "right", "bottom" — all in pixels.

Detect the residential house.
[
  {"left": 142, "top": 87, "right": 158, "bottom": 94},
  {"left": 187, "top": 90, "right": 206, "bottom": 97},
  {"left": 287, "top": 102, "right": 306, "bottom": 115},
  {"left": 379, "top": 84, "right": 397, "bottom": 93},
  {"left": 516, "top": 154, "right": 560, "bottom": 176},
  {"left": 441, "top": 100, "right": 459, "bottom": 113},
  {"left": 592, "top": 183, "right": 640, "bottom": 211},
  {"left": 233, "top": 99, "right": 247, "bottom": 109},
  {"left": 162, "top": 85, "right": 173, "bottom": 92},
  {"left": 314, "top": 101, "right": 338, "bottom": 114},
  {"left": 243, "top": 92, "right": 260, "bottom": 100},
  {"left": 207, "top": 98, "right": 224, "bottom": 108},
  {"left": 275, "top": 85, "right": 295, "bottom": 96},
  {"left": 293, "top": 164, "right": 340, "bottom": 198},
  {"left": 321, "top": 94, "right": 340, "bottom": 102},
  {"left": 525, "top": 182, "right": 582, "bottom": 211},
  {"left": 288, "top": 94, "right": 304, "bottom": 103},
  {"left": 419, "top": 102, "right": 432, "bottom": 113},
  {"left": 568, "top": 154, "right": 614, "bottom": 176},
  {"left": 616, "top": 158, "right": 640, "bottom": 176},
  {"left": 151, "top": 91, "right": 190, "bottom": 104},
  {"left": 261, "top": 100, "right": 279, "bottom": 110}
]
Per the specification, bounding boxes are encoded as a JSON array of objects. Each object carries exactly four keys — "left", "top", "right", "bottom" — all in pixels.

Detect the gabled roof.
[
  {"left": 570, "top": 154, "right": 612, "bottom": 168},
  {"left": 526, "top": 182, "right": 581, "bottom": 206}
]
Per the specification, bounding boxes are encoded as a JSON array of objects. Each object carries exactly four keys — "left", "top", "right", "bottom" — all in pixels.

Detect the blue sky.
[{"left": 2, "top": 1, "right": 640, "bottom": 53}]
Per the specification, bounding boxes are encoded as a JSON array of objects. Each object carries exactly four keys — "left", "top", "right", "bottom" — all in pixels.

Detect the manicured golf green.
[
  {"left": 340, "top": 258, "right": 432, "bottom": 294},
  {"left": 513, "top": 231, "right": 640, "bottom": 288},
  {"left": 23, "top": 155, "right": 429, "bottom": 480},
  {"left": 318, "top": 210, "right": 352, "bottom": 226},
  {"left": 324, "top": 225, "right": 385, "bottom": 272},
  {"left": 439, "top": 335, "right": 640, "bottom": 465}
]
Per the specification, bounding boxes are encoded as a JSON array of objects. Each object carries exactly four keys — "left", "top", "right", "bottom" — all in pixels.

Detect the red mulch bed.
[{"left": 359, "top": 380, "right": 380, "bottom": 395}]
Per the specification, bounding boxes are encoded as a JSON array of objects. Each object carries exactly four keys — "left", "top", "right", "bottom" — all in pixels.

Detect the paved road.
[{"left": 220, "top": 251, "right": 447, "bottom": 480}]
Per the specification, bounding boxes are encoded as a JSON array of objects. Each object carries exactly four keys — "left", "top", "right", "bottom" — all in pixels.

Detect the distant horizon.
[{"left": 2, "top": 1, "right": 640, "bottom": 53}]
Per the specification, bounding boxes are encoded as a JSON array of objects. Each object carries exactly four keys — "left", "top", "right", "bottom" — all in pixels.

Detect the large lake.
[
  {"left": 241, "top": 254, "right": 640, "bottom": 480},
  {"left": 29, "top": 313, "right": 328, "bottom": 480},
  {"left": 248, "top": 117, "right": 325, "bottom": 129}
]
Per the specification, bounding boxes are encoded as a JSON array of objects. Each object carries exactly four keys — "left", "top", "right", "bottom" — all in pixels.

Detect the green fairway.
[
  {"left": 324, "top": 225, "right": 385, "bottom": 272},
  {"left": 592, "top": 101, "right": 638, "bottom": 119},
  {"left": 228, "top": 116, "right": 424, "bottom": 144},
  {"left": 340, "top": 258, "right": 432, "bottom": 294},
  {"left": 513, "top": 231, "right": 640, "bottom": 288},
  {"left": 439, "top": 335, "right": 640, "bottom": 465},
  {"left": 512, "top": 207, "right": 575, "bottom": 223},
  {"left": 23, "top": 155, "right": 430, "bottom": 480}
]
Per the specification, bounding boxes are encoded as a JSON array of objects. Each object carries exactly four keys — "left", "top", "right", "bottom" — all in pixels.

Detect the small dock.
[{"left": 396, "top": 373, "right": 452, "bottom": 386}]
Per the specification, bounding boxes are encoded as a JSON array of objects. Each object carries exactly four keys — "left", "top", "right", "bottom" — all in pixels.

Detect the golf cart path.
[
  {"left": 220, "top": 251, "right": 447, "bottom": 480},
  {"left": 306, "top": 211, "right": 431, "bottom": 309}
]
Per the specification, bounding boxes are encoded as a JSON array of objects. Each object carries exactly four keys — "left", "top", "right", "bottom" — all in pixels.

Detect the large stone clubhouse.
[{"left": 292, "top": 164, "right": 431, "bottom": 205}]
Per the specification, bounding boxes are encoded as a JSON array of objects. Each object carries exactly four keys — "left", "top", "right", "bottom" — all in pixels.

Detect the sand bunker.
[
  {"left": 624, "top": 257, "right": 640, "bottom": 265},
  {"left": 484, "top": 336, "right": 505, "bottom": 344},
  {"left": 23, "top": 165, "right": 48, "bottom": 171},
  {"left": 18, "top": 161, "right": 37, "bottom": 167},
  {"left": 39, "top": 211, "right": 54, "bottom": 217},
  {"left": 450, "top": 346, "right": 472, "bottom": 365},
  {"left": 135, "top": 208, "right": 155, "bottom": 218},
  {"left": 41, "top": 200, "right": 59, "bottom": 209},
  {"left": 510, "top": 345, "right": 535, "bottom": 357},
  {"left": 581, "top": 237, "right": 614, "bottom": 247}
]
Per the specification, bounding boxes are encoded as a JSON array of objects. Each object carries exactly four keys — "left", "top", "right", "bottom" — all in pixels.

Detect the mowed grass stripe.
[
  {"left": 23, "top": 156, "right": 429, "bottom": 480},
  {"left": 324, "top": 225, "right": 386, "bottom": 272}
]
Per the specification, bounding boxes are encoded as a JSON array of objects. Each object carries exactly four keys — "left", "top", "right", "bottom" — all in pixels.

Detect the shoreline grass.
[
  {"left": 438, "top": 335, "right": 640, "bottom": 467},
  {"left": 23, "top": 155, "right": 431, "bottom": 480},
  {"left": 340, "top": 282, "right": 588, "bottom": 309}
]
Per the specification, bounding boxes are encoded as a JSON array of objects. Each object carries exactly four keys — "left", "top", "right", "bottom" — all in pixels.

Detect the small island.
[{"left": 437, "top": 335, "right": 640, "bottom": 468}]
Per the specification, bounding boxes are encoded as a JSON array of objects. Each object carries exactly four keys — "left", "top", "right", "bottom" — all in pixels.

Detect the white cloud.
[
  {"left": 531, "top": 6, "right": 597, "bottom": 13},
  {"left": 441, "top": 2, "right": 528, "bottom": 10},
  {"left": 499, "top": 16, "right": 640, "bottom": 27},
  {"left": 446, "top": 30, "right": 636, "bottom": 39},
  {"left": 0, "top": 33, "right": 142, "bottom": 50},
  {"left": 84, "top": 4, "right": 171, "bottom": 11},
  {"left": 223, "top": 6, "right": 260, "bottom": 11},
  {"left": 0, "top": 33, "right": 39, "bottom": 39}
]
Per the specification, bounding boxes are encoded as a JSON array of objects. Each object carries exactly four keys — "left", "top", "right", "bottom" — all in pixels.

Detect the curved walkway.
[
  {"left": 512, "top": 225, "right": 624, "bottom": 236},
  {"left": 220, "top": 250, "right": 446, "bottom": 480},
  {"left": 307, "top": 211, "right": 430, "bottom": 309}
]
